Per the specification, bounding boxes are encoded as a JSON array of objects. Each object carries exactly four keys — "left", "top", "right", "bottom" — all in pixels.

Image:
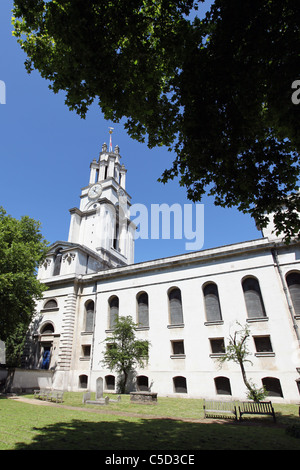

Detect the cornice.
[{"left": 82, "top": 237, "right": 300, "bottom": 283}]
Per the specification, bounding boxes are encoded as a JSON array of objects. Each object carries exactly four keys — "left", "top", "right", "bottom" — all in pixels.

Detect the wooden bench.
[
  {"left": 238, "top": 401, "right": 276, "bottom": 422},
  {"left": 49, "top": 390, "right": 64, "bottom": 403},
  {"left": 34, "top": 388, "right": 51, "bottom": 400},
  {"left": 33, "top": 389, "right": 63, "bottom": 403},
  {"left": 203, "top": 400, "right": 238, "bottom": 420}
]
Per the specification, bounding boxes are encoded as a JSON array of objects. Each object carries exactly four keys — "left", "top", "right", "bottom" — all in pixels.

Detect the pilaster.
[{"left": 57, "top": 290, "right": 78, "bottom": 371}]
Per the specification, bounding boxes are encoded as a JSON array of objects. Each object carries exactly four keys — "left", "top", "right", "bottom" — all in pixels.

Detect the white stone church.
[{"left": 22, "top": 141, "right": 300, "bottom": 403}]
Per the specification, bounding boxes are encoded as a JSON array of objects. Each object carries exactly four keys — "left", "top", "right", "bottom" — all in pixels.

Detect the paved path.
[{"left": 7, "top": 395, "right": 227, "bottom": 424}]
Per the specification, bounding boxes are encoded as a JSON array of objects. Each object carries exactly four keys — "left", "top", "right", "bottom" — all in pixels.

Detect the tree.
[
  {"left": 102, "top": 316, "right": 150, "bottom": 393},
  {"left": 0, "top": 207, "right": 48, "bottom": 357},
  {"left": 11, "top": 0, "right": 300, "bottom": 239},
  {"left": 218, "top": 323, "right": 267, "bottom": 401}
]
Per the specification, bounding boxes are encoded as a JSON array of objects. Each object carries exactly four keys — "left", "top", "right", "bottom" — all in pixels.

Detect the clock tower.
[{"left": 67, "top": 141, "right": 135, "bottom": 268}]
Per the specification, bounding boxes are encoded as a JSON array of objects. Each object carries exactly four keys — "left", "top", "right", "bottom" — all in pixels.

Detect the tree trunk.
[{"left": 239, "top": 358, "right": 252, "bottom": 392}]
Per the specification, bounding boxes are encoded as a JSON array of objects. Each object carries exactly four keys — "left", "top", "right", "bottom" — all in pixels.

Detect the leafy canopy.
[
  {"left": 12, "top": 0, "right": 300, "bottom": 239},
  {"left": 0, "top": 207, "right": 48, "bottom": 342},
  {"left": 102, "top": 315, "right": 149, "bottom": 393}
]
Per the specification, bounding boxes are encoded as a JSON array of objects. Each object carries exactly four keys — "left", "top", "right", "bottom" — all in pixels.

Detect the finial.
[{"left": 109, "top": 127, "right": 114, "bottom": 152}]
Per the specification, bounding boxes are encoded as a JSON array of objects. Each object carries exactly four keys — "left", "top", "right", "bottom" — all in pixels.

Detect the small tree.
[
  {"left": 102, "top": 316, "right": 150, "bottom": 393},
  {"left": 218, "top": 322, "right": 267, "bottom": 402}
]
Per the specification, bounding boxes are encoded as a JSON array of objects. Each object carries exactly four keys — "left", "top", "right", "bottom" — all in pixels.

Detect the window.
[
  {"left": 40, "top": 323, "right": 54, "bottom": 335},
  {"left": 215, "top": 376, "right": 232, "bottom": 395},
  {"left": 85, "top": 300, "right": 95, "bottom": 332},
  {"left": 253, "top": 336, "right": 273, "bottom": 353},
  {"left": 286, "top": 272, "right": 300, "bottom": 317},
  {"left": 81, "top": 345, "right": 91, "bottom": 358},
  {"left": 137, "top": 375, "right": 149, "bottom": 391},
  {"left": 209, "top": 338, "right": 225, "bottom": 355},
  {"left": 168, "top": 288, "right": 183, "bottom": 325},
  {"left": 53, "top": 248, "right": 62, "bottom": 276},
  {"left": 242, "top": 277, "right": 266, "bottom": 319},
  {"left": 105, "top": 375, "right": 115, "bottom": 391},
  {"left": 171, "top": 340, "right": 185, "bottom": 356},
  {"left": 43, "top": 299, "right": 58, "bottom": 310},
  {"left": 262, "top": 377, "right": 283, "bottom": 397},
  {"left": 113, "top": 219, "right": 120, "bottom": 251},
  {"left": 137, "top": 292, "right": 149, "bottom": 327},
  {"left": 203, "top": 283, "right": 222, "bottom": 322},
  {"left": 79, "top": 374, "right": 88, "bottom": 389},
  {"left": 173, "top": 376, "right": 187, "bottom": 393},
  {"left": 109, "top": 296, "right": 119, "bottom": 329}
]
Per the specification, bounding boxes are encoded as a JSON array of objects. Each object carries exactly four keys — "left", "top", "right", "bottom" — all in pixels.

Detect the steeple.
[{"left": 67, "top": 139, "right": 135, "bottom": 268}]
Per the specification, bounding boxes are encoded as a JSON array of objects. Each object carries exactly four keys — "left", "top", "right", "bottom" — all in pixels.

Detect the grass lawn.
[{"left": 0, "top": 393, "right": 300, "bottom": 450}]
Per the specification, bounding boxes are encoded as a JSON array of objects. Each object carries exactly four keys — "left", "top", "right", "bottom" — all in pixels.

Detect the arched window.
[
  {"left": 168, "top": 288, "right": 183, "bottom": 325},
  {"left": 53, "top": 248, "right": 62, "bottom": 276},
  {"left": 173, "top": 376, "right": 187, "bottom": 393},
  {"left": 40, "top": 323, "right": 54, "bottom": 334},
  {"left": 79, "top": 374, "right": 88, "bottom": 389},
  {"left": 286, "top": 272, "right": 300, "bottom": 316},
  {"left": 137, "top": 375, "right": 149, "bottom": 391},
  {"left": 109, "top": 296, "right": 119, "bottom": 329},
  {"left": 203, "top": 283, "right": 222, "bottom": 322},
  {"left": 262, "top": 377, "right": 283, "bottom": 397},
  {"left": 137, "top": 292, "right": 149, "bottom": 327},
  {"left": 242, "top": 277, "right": 266, "bottom": 319},
  {"left": 105, "top": 375, "right": 115, "bottom": 391},
  {"left": 85, "top": 300, "right": 95, "bottom": 332},
  {"left": 113, "top": 218, "right": 120, "bottom": 251},
  {"left": 43, "top": 299, "right": 58, "bottom": 310},
  {"left": 215, "top": 376, "right": 232, "bottom": 395}
]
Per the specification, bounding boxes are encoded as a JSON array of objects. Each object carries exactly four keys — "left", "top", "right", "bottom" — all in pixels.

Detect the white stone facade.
[{"left": 24, "top": 143, "right": 300, "bottom": 403}]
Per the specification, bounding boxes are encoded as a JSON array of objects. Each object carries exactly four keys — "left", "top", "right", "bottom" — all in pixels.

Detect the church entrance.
[{"left": 40, "top": 344, "right": 52, "bottom": 370}]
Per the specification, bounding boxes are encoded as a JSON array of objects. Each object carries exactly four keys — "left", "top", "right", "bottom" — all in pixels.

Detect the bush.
[{"left": 246, "top": 383, "right": 268, "bottom": 402}]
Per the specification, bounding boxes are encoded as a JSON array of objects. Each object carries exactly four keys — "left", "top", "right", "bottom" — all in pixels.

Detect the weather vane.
[{"left": 109, "top": 127, "right": 114, "bottom": 152}]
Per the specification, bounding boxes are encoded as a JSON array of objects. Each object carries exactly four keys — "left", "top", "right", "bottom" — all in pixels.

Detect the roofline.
[{"left": 84, "top": 236, "right": 299, "bottom": 282}]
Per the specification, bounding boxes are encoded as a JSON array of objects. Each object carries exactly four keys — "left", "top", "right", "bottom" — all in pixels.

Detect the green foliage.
[
  {"left": 218, "top": 322, "right": 252, "bottom": 367},
  {"left": 0, "top": 207, "right": 49, "bottom": 346},
  {"left": 4, "top": 323, "right": 29, "bottom": 367},
  {"left": 11, "top": 0, "right": 300, "bottom": 239},
  {"left": 246, "top": 382, "right": 268, "bottom": 402},
  {"left": 102, "top": 316, "right": 150, "bottom": 393}
]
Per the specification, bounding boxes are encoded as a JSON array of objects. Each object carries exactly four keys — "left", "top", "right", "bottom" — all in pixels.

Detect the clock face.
[{"left": 88, "top": 183, "right": 102, "bottom": 199}]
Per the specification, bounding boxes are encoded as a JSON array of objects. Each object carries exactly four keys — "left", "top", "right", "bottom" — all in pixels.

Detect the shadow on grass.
[
  {"left": 13, "top": 418, "right": 209, "bottom": 450},
  {"left": 12, "top": 415, "right": 300, "bottom": 451}
]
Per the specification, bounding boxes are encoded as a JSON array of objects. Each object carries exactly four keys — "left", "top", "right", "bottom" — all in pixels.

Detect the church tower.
[
  {"left": 68, "top": 138, "right": 135, "bottom": 268},
  {"left": 37, "top": 135, "right": 135, "bottom": 281}
]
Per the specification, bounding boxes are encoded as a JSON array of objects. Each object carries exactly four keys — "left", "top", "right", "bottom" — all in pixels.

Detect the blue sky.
[{"left": 0, "top": 1, "right": 261, "bottom": 263}]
